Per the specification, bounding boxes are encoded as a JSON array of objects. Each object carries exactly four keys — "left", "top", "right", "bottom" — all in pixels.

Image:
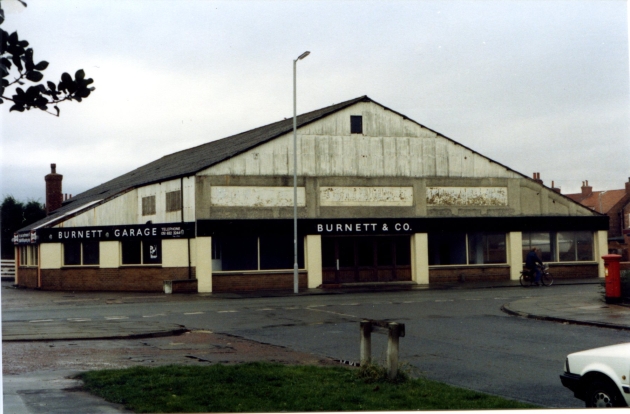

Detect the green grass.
[{"left": 77, "top": 362, "right": 538, "bottom": 412}]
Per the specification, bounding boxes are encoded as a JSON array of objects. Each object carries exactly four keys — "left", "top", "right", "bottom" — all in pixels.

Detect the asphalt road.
[{"left": 3, "top": 283, "right": 630, "bottom": 408}]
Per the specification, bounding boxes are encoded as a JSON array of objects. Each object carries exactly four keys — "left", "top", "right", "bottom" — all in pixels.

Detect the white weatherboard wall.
[
  {"left": 199, "top": 102, "right": 523, "bottom": 180},
  {"left": 55, "top": 177, "right": 195, "bottom": 228}
]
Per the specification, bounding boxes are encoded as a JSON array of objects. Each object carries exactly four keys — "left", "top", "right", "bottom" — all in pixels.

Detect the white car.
[{"left": 560, "top": 343, "right": 630, "bottom": 407}]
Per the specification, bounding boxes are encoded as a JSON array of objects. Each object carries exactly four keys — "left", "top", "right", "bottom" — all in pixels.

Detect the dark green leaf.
[
  {"left": 25, "top": 70, "right": 43, "bottom": 82},
  {"left": 47, "top": 81, "right": 56, "bottom": 91},
  {"left": 61, "top": 72, "right": 71, "bottom": 83},
  {"left": 54, "top": 105, "right": 59, "bottom": 116},
  {"left": 8, "top": 32, "right": 18, "bottom": 45},
  {"left": 0, "top": 98, "right": 3, "bottom": 104},
  {"left": 9, "top": 104, "right": 24, "bottom": 112},
  {"left": 75, "top": 69, "right": 85, "bottom": 81},
  {"left": 34, "top": 61, "right": 48, "bottom": 71}
]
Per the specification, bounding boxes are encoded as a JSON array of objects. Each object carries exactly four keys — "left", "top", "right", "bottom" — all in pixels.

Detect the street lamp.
[{"left": 293, "top": 50, "right": 310, "bottom": 294}]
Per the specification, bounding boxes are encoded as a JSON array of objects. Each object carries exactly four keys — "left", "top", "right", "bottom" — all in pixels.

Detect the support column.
[
  {"left": 411, "top": 233, "right": 429, "bottom": 285},
  {"left": 99, "top": 241, "right": 119, "bottom": 268},
  {"left": 196, "top": 236, "right": 212, "bottom": 292},
  {"left": 387, "top": 323, "right": 403, "bottom": 380},
  {"left": 595, "top": 230, "right": 608, "bottom": 278},
  {"left": 360, "top": 320, "right": 372, "bottom": 366},
  {"left": 507, "top": 232, "right": 523, "bottom": 281},
  {"left": 306, "top": 235, "right": 322, "bottom": 288}
]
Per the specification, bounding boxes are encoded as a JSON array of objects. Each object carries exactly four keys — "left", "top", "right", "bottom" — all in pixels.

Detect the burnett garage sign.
[{"left": 14, "top": 222, "right": 195, "bottom": 245}]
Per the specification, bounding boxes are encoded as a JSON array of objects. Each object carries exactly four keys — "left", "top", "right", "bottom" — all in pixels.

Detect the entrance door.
[{"left": 321, "top": 236, "right": 411, "bottom": 284}]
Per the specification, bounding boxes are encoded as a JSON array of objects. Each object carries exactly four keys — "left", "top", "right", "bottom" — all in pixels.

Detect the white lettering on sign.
[{"left": 315, "top": 222, "right": 412, "bottom": 233}]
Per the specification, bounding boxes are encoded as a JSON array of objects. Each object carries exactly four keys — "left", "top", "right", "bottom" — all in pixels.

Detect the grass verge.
[{"left": 77, "top": 362, "right": 538, "bottom": 412}]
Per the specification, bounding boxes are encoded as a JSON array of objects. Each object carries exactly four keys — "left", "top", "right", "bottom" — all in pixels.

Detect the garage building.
[{"left": 14, "top": 96, "right": 608, "bottom": 292}]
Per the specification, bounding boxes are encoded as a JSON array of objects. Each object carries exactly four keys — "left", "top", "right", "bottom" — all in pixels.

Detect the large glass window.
[
  {"left": 122, "top": 240, "right": 160, "bottom": 265},
  {"left": 428, "top": 232, "right": 467, "bottom": 265},
  {"left": 468, "top": 232, "right": 506, "bottom": 264},
  {"left": 558, "top": 231, "right": 593, "bottom": 262},
  {"left": 213, "top": 235, "right": 304, "bottom": 271},
  {"left": 64, "top": 241, "right": 99, "bottom": 266},
  {"left": 429, "top": 232, "right": 506, "bottom": 265},
  {"left": 321, "top": 236, "right": 410, "bottom": 269},
  {"left": 522, "top": 231, "right": 593, "bottom": 262}
]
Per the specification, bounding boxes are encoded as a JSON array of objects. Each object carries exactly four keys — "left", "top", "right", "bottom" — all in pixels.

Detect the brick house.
[
  {"left": 565, "top": 179, "right": 630, "bottom": 261},
  {"left": 13, "top": 96, "right": 608, "bottom": 292}
]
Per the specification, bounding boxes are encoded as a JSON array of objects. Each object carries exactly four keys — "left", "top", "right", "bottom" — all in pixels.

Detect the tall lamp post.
[{"left": 293, "top": 51, "right": 310, "bottom": 294}]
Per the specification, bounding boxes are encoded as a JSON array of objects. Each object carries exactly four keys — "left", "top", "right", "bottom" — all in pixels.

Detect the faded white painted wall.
[
  {"left": 320, "top": 187, "right": 413, "bottom": 207},
  {"left": 427, "top": 187, "right": 508, "bottom": 206},
  {"left": 210, "top": 186, "right": 305, "bottom": 207}
]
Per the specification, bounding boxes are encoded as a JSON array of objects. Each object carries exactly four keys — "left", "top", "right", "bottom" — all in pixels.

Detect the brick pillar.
[{"left": 45, "top": 163, "right": 63, "bottom": 215}]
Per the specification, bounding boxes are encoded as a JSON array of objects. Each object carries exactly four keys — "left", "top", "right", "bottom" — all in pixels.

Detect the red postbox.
[{"left": 602, "top": 254, "right": 622, "bottom": 304}]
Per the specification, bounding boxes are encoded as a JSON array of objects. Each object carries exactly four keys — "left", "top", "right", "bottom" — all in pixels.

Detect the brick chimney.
[
  {"left": 551, "top": 181, "right": 561, "bottom": 193},
  {"left": 532, "top": 172, "right": 543, "bottom": 185},
  {"left": 581, "top": 180, "right": 592, "bottom": 198},
  {"left": 45, "top": 163, "right": 63, "bottom": 215},
  {"left": 625, "top": 177, "right": 630, "bottom": 196}
]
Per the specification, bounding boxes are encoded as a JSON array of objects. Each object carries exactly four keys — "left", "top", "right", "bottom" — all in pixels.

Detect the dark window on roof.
[
  {"left": 142, "top": 196, "right": 156, "bottom": 216},
  {"left": 350, "top": 115, "right": 363, "bottom": 134},
  {"left": 166, "top": 190, "right": 182, "bottom": 212}
]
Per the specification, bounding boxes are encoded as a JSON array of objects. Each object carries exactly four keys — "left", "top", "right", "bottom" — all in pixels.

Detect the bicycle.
[{"left": 519, "top": 264, "right": 553, "bottom": 287}]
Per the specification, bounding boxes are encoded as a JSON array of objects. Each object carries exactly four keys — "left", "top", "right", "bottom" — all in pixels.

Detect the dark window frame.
[
  {"left": 142, "top": 195, "right": 156, "bottom": 216},
  {"left": 350, "top": 115, "right": 363, "bottom": 134},
  {"left": 165, "top": 190, "right": 182, "bottom": 213},
  {"left": 63, "top": 241, "right": 99, "bottom": 266},
  {"left": 121, "top": 240, "right": 161, "bottom": 265}
]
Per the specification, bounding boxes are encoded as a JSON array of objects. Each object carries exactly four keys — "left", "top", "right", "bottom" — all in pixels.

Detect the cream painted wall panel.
[
  {"left": 306, "top": 235, "right": 322, "bottom": 288},
  {"left": 162, "top": 239, "right": 189, "bottom": 267},
  {"left": 196, "top": 237, "right": 212, "bottom": 292},
  {"left": 411, "top": 233, "right": 429, "bottom": 284},
  {"left": 507, "top": 232, "right": 523, "bottom": 281},
  {"left": 596, "top": 230, "right": 608, "bottom": 278},
  {"left": 448, "top": 144, "right": 463, "bottom": 177},
  {"left": 100, "top": 241, "right": 119, "bottom": 268},
  {"left": 41, "top": 243, "right": 62, "bottom": 269},
  {"left": 210, "top": 186, "right": 306, "bottom": 207}
]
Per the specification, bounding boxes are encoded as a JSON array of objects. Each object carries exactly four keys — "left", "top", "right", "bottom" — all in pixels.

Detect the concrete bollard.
[
  {"left": 360, "top": 320, "right": 372, "bottom": 366},
  {"left": 387, "top": 322, "right": 401, "bottom": 379},
  {"left": 163, "top": 280, "right": 172, "bottom": 294}
]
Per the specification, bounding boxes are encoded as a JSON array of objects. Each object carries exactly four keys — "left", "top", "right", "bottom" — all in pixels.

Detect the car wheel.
[{"left": 585, "top": 379, "right": 624, "bottom": 408}]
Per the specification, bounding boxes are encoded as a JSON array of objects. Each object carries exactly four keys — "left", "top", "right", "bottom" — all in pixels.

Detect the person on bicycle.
[{"left": 525, "top": 247, "right": 544, "bottom": 286}]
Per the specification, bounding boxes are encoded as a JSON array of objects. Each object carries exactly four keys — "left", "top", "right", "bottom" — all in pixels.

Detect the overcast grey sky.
[{"left": 1, "top": 0, "right": 628, "bottom": 203}]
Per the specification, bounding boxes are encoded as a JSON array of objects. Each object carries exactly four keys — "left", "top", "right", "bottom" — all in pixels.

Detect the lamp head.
[{"left": 297, "top": 51, "right": 310, "bottom": 60}]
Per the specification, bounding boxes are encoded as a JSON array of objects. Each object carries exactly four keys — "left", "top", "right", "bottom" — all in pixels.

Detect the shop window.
[
  {"left": 522, "top": 232, "right": 554, "bottom": 262},
  {"left": 558, "top": 231, "right": 593, "bottom": 262},
  {"left": 142, "top": 195, "right": 156, "bottom": 216},
  {"left": 121, "top": 240, "right": 161, "bottom": 265},
  {"left": 350, "top": 115, "right": 363, "bottom": 134},
  {"left": 429, "top": 232, "right": 507, "bottom": 265},
  {"left": 522, "top": 231, "right": 593, "bottom": 262},
  {"left": 429, "top": 232, "right": 467, "bottom": 265},
  {"left": 468, "top": 232, "right": 506, "bottom": 264},
  {"left": 64, "top": 241, "right": 99, "bottom": 266},
  {"left": 166, "top": 190, "right": 182, "bottom": 212},
  {"left": 322, "top": 236, "right": 410, "bottom": 270},
  {"left": 213, "top": 235, "right": 304, "bottom": 271},
  {"left": 19, "top": 246, "right": 28, "bottom": 266}
]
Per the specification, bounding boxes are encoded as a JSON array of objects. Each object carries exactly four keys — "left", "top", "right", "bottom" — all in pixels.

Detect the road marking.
[
  {"left": 217, "top": 310, "right": 238, "bottom": 313},
  {"left": 143, "top": 314, "right": 166, "bottom": 318},
  {"left": 257, "top": 308, "right": 274, "bottom": 311},
  {"left": 29, "top": 319, "right": 53, "bottom": 323},
  {"left": 465, "top": 299, "right": 482, "bottom": 301},
  {"left": 307, "top": 305, "right": 326, "bottom": 308},
  {"left": 67, "top": 318, "right": 91, "bottom": 322},
  {"left": 341, "top": 303, "right": 359, "bottom": 306},
  {"left": 307, "top": 307, "right": 357, "bottom": 318},
  {"left": 105, "top": 316, "right": 128, "bottom": 320},
  {"left": 284, "top": 307, "right": 299, "bottom": 310},
  {"left": 184, "top": 312, "right": 204, "bottom": 315},
  {"left": 435, "top": 299, "right": 454, "bottom": 302}
]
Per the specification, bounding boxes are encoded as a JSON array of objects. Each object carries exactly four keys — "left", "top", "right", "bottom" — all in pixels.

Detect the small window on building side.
[
  {"left": 142, "top": 195, "right": 156, "bottom": 216},
  {"left": 63, "top": 242, "right": 82, "bottom": 265},
  {"left": 63, "top": 241, "right": 99, "bottom": 266},
  {"left": 350, "top": 115, "right": 363, "bottom": 134},
  {"left": 166, "top": 190, "right": 182, "bottom": 212},
  {"left": 121, "top": 240, "right": 161, "bottom": 265}
]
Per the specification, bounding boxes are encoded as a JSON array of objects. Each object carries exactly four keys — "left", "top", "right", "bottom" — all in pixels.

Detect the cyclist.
[{"left": 525, "top": 247, "right": 544, "bottom": 286}]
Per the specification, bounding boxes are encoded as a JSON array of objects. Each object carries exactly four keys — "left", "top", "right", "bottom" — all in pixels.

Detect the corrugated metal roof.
[{"left": 20, "top": 96, "right": 370, "bottom": 231}]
